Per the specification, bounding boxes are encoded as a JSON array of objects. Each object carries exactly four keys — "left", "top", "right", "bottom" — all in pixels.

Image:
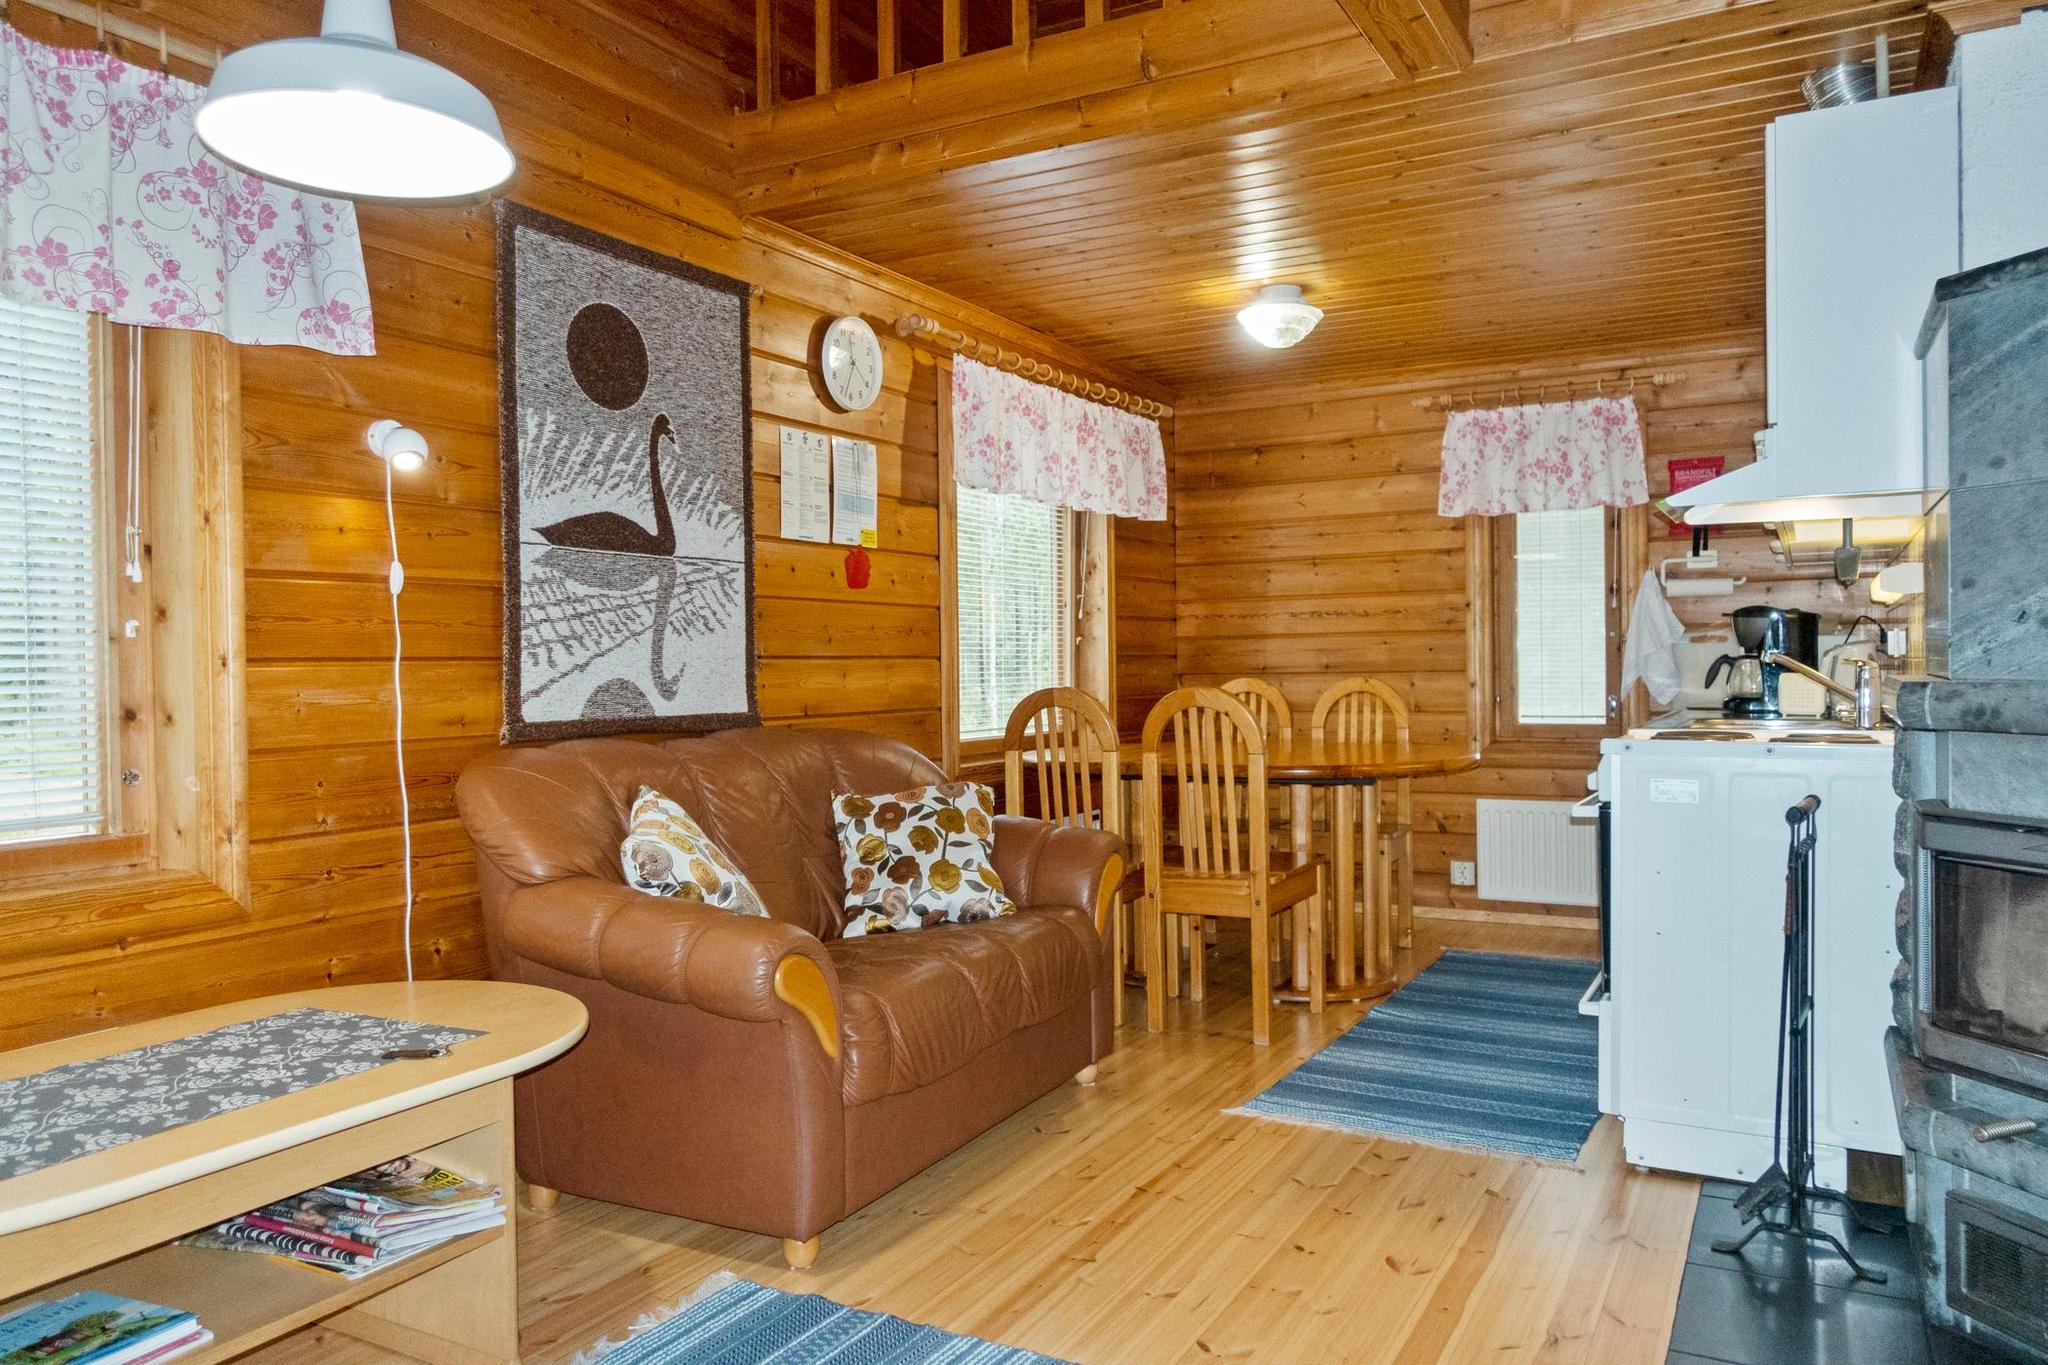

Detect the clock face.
[{"left": 821, "top": 316, "right": 883, "bottom": 412}]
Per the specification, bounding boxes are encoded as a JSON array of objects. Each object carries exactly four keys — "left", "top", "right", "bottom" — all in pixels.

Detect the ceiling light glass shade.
[
  {"left": 197, "top": 0, "right": 514, "bottom": 200},
  {"left": 1236, "top": 284, "right": 1324, "bottom": 349}
]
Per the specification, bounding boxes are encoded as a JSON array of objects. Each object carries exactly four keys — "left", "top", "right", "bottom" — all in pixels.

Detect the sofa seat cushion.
[{"left": 826, "top": 907, "right": 1101, "bottom": 1106}]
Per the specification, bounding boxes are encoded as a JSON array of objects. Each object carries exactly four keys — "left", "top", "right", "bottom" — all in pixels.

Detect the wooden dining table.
[{"left": 1261, "top": 735, "right": 1482, "bottom": 1003}]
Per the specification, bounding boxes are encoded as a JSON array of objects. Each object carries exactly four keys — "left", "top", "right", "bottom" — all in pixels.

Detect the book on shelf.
[
  {"left": 0, "top": 1290, "right": 212, "bottom": 1365},
  {"left": 178, "top": 1155, "right": 503, "bottom": 1280}
]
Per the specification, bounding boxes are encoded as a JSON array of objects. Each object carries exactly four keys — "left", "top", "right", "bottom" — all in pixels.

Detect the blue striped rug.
[
  {"left": 578, "top": 1274, "right": 1072, "bottom": 1364},
  {"left": 1233, "top": 949, "right": 1602, "bottom": 1162}
]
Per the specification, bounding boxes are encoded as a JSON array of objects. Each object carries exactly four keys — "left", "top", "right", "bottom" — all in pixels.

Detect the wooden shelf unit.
[
  {"left": 0, "top": 983, "right": 589, "bottom": 1365},
  {"left": 0, "top": 1229, "right": 504, "bottom": 1365}
]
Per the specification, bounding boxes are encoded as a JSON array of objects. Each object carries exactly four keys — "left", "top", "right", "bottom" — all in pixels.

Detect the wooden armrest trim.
[
  {"left": 1095, "top": 853, "right": 1125, "bottom": 938},
  {"left": 773, "top": 956, "right": 840, "bottom": 1060}
]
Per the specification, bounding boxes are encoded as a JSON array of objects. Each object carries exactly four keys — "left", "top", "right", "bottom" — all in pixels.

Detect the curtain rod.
[
  {"left": 1413, "top": 369, "right": 1685, "bottom": 413},
  {"left": 0, "top": 0, "right": 221, "bottom": 69},
  {"left": 894, "top": 314, "right": 1173, "bottom": 420}
]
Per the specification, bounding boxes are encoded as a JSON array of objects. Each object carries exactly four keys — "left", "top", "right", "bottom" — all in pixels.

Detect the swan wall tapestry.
[{"left": 495, "top": 204, "right": 757, "bottom": 742}]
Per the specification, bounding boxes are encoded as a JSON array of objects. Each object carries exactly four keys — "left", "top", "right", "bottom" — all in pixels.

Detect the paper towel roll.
[{"left": 1663, "top": 577, "right": 1737, "bottom": 597}]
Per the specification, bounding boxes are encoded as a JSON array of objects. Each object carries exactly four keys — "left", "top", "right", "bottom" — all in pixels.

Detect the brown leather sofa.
[{"left": 455, "top": 727, "right": 1125, "bottom": 1268}]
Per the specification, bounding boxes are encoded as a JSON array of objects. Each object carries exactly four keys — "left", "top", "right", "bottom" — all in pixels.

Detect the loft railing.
[{"left": 754, "top": 0, "right": 1159, "bottom": 107}]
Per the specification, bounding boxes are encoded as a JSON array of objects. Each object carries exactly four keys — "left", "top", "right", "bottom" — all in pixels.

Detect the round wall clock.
[{"left": 820, "top": 315, "right": 883, "bottom": 412}]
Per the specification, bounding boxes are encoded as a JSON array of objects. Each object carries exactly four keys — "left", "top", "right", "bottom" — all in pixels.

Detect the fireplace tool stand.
[{"left": 1711, "top": 794, "right": 1889, "bottom": 1284}]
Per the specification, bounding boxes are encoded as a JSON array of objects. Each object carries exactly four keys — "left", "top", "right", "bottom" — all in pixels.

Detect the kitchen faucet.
[{"left": 1766, "top": 653, "right": 1882, "bottom": 729}]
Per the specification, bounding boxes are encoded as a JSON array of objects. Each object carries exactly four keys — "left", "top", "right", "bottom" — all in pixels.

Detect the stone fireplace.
[{"left": 1891, "top": 244, "right": 2048, "bottom": 1362}]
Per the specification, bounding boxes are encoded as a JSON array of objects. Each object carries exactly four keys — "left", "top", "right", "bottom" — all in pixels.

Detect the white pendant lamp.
[
  {"left": 1236, "top": 284, "right": 1324, "bottom": 349},
  {"left": 197, "top": 0, "right": 514, "bottom": 201}
]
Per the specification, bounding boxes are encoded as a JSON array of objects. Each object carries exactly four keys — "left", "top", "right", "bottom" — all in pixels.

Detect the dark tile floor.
[{"left": 1665, "top": 1180, "right": 2019, "bottom": 1365}]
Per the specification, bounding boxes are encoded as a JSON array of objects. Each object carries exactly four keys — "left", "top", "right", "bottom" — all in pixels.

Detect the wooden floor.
[{"left": 246, "top": 915, "right": 1699, "bottom": 1364}]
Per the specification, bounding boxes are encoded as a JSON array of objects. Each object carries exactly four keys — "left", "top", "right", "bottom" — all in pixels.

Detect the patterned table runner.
[{"left": 0, "top": 1008, "right": 485, "bottom": 1180}]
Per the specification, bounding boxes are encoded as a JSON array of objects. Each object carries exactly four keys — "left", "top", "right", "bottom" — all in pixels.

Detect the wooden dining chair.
[
  {"left": 1002, "top": 687, "right": 1138, "bottom": 1024},
  {"left": 1310, "top": 677, "right": 1417, "bottom": 952},
  {"left": 1220, "top": 677, "right": 1302, "bottom": 984},
  {"left": 1140, "top": 687, "right": 1325, "bottom": 1046},
  {"left": 1219, "top": 677, "right": 1293, "bottom": 748}
]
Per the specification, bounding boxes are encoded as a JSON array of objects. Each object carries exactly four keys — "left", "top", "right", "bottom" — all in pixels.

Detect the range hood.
[
  {"left": 1667, "top": 431, "right": 1927, "bottom": 526},
  {"left": 1669, "top": 87, "right": 1959, "bottom": 527}
]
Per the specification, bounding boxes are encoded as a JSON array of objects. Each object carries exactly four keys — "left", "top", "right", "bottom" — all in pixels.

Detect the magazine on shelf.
[
  {"left": 319, "top": 1155, "right": 499, "bottom": 1212},
  {"left": 0, "top": 1291, "right": 211, "bottom": 1365},
  {"left": 179, "top": 1154, "right": 503, "bottom": 1279}
]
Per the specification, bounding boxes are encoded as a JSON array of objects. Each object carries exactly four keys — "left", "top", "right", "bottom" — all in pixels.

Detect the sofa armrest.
[
  {"left": 991, "top": 817, "right": 1126, "bottom": 936},
  {"left": 499, "top": 876, "right": 840, "bottom": 1057}
]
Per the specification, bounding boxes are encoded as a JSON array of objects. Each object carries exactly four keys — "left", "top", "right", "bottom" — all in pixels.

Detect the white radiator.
[{"left": 1477, "top": 799, "right": 1599, "bottom": 906}]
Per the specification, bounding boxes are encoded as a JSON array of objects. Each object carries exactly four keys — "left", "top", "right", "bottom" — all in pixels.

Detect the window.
[
  {"left": 955, "top": 485, "right": 1074, "bottom": 743},
  {"left": 0, "top": 298, "right": 106, "bottom": 845},
  {"left": 0, "top": 318, "right": 245, "bottom": 902},
  {"left": 1493, "top": 507, "right": 1619, "bottom": 738}
]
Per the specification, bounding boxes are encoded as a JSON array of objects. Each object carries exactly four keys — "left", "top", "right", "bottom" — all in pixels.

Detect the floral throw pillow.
[
  {"left": 834, "top": 782, "right": 1016, "bottom": 936},
  {"left": 620, "top": 786, "right": 769, "bottom": 917}
]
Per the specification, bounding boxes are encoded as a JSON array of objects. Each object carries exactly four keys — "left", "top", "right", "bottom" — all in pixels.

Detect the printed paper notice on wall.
[
  {"left": 1664, "top": 456, "right": 1725, "bottom": 537},
  {"left": 778, "top": 427, "right": 830, "bottom": 543},
  {"left": 831, "top": 437, "right": 878, "bottom": 548}
]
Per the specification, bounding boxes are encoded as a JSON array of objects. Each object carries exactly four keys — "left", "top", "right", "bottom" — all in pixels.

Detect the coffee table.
[{"left": 0, "top": 981, "right": 585, "bottom": 1364}]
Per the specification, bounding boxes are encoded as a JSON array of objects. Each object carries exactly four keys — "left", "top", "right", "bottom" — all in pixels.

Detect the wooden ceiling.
[
  {"left": 787, "top": 0, "right": 1920, "bottom": 392},
  {"left": 595, "top": 0, "right": 1934, "bottom": 393}
]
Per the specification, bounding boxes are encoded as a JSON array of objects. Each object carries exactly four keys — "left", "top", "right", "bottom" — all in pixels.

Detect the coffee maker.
[{"left": 1706, "top": 605, "right": 1821, "bottom": 719}]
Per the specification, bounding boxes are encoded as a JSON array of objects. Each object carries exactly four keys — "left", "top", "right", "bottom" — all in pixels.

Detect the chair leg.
[
  {"left": 526, "top": 1184, "right": 559, "bottom": 1212},
  {"left": 784, "top": 1236, "right": 820, "bottom": 1270},
  {"left": 1398, "top": 831, "right": 1416, "bottom": 949},
  {"left": 1250, "top": 903, "right": 1272, "bottom": 1046},
  {"left": 1309, "top": 865, "right": 1327, "bottom": 1017},
  {"left": 1378, "top": 839, "right": 1396, "bottom": 969},
  {"left": 1111, "top": 894, "right": 1126, "bottom": 1028},
  {"left": 1146, "top": 901, "right": 1166, "bottom": 1033},
  {"left": 1164, "top": 914, "right": 1182, "bottom": 1000},
  {"left": 1188, "top": 914, "right": 1207, "bottom": 1002},
  {"left": 1075, "top": 1064, "right": 1099, "bottom": 1086}
]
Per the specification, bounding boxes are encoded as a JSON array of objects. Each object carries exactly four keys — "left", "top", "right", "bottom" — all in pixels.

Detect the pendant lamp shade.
[{"left": 197, "top": 0, "right": 514, "bottom": 201}]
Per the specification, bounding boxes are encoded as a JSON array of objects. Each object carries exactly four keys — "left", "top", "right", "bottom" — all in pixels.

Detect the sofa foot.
[
  {"left": 1074, "top": 1065, "right": 1099, "bottom": 1086},
  {"left": 783, "top": 1236, "right": 820, "bottom": 1270},
  {"left": 526, "top": 1184, "right": 560, "bottom": 1212}
]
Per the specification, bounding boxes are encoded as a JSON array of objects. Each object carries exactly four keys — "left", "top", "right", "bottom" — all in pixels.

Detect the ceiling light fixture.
[
  {"left": 197, "top": 0, "right": 515, "bottom": 201},
  {"left": 1236, "top": 284, "right": 1324, "bottom": 350}
]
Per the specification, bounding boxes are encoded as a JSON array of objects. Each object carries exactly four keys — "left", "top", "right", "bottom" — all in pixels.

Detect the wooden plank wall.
[
  {"left": 1171, "top": 340, "right": 1873, "bottom": 918},
  {"left": 1114, "top": 496, "right": 1177, "bottom": 737},
  {"left": 0, "top": 2, "right": 1162, "bottom": 1049}
]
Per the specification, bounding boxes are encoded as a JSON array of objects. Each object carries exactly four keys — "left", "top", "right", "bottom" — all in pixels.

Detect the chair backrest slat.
[
  {"left": 1221, "top": 677, "right": 1293, "bottom": 747},
  {"left": 1002, "top": 687, "right": 1123, "bottom": 835},
  {"left": 1140, "top": 687, "right": 1269, "bottom": 882},
  {"left": 1309, "top": 676, "right": 1412, "bottom": 746}
]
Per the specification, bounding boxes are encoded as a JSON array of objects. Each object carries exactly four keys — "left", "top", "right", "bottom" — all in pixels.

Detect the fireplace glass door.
[{"left": 1931, "top": 852, "right": 2048, "bottom": 1062}]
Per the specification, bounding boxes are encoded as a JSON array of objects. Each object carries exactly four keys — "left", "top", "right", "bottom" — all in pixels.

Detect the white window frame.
[
  {"left": 1491, "top": 506, "right": 1620, "bottom": 743},
  {"left": 953, "top": 482, "right": 1078, "bottom": 749}
]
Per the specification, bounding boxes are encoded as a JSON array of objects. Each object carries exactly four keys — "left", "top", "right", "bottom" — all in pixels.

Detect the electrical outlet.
[
  {"left": 1450, "top": 860, "right": 1477, "bottom": 887},
  {"left": 1881, "top": 626, "right": 1909, "bottom": 658}
]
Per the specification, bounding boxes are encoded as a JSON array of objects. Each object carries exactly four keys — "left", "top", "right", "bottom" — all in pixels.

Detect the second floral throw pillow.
[{"left": 834, "top": 782, "right": 1015, "bottom": 936}]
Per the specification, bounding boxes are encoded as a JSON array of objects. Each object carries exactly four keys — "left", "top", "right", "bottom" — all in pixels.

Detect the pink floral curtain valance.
[
  {"left": 0, "top": 25, "right": 374, "bottom": 355},
  {"left": 1437, "top": 395, "right": 1648, "bottom": 516},
  {"left": 951, "top": 355, "right": 1167, "bottom": 521}
]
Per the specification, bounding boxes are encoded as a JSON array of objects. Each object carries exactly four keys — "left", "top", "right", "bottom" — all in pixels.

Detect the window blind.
[
  {"left": 956, "top": 484, "right": 1073, "bottom": 742},
  {"left": 1513, "top": 507, "right": 1608, "bottom": 726},
  {"left": 0, "top": 297, "right": 104, "bottom": 844}
]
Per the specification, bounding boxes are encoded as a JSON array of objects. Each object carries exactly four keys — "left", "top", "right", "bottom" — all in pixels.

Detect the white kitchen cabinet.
[
  {"left": 1671, "top": 89, "right": 1959, "bottom": 519},
  {"left": 1598, "top": 735, "right": 1903, "bottom": 1185}
]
